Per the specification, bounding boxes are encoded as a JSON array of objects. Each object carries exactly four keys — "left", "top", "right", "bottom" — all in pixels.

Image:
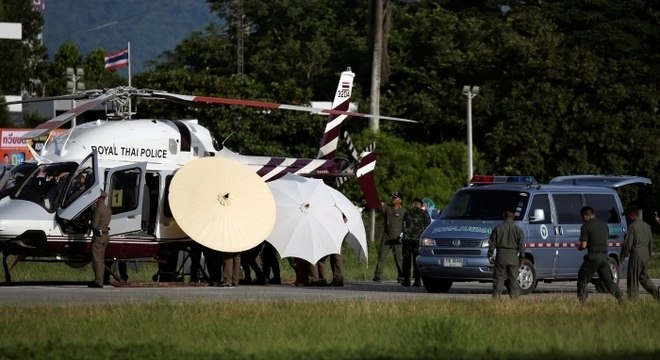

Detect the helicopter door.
[
  {"left": 58, "top": 151, "right": 101, "bottom": 220},
  {"left": 105, "top": 162, "right": 148, "bottom": 235}
]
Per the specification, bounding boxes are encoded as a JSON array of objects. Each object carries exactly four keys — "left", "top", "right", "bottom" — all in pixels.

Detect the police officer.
[
  {"left": 576, "top": 206, "right": 623, "bottom": 303},
  {"left": 401, "top": 198, "right": 431, "bottom": 287},
  {"left": 487, "top": 207, "right": 525, "bottom": 299},
  {"left": 621, "top": 206, "right": 660, "bottom": 301},
  {"left": 372, "top": 191, "right": 407, "bottom": 282},
  {"left": 89, "top": 190, "right": 111, "bottom": 288}
]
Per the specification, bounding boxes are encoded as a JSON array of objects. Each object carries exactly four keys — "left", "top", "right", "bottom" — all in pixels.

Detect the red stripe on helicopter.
[
  {"left": 256, "top": 158, "right": 286, "bottom": 177},
  {"left": 265, "top": 158, "right": 314, "bottom": 181}
]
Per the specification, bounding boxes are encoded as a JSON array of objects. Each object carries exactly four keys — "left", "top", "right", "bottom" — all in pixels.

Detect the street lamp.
[
  {"left": 462, "top": 85, "right": 479, "bottom": 184},
  {"left": 66, "top": 67, "right": 84, "bottom": 126}
]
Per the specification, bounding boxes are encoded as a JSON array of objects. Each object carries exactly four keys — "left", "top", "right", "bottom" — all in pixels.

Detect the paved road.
[{"left": 3, "top": 279, "right": 655, "bottom": 306}]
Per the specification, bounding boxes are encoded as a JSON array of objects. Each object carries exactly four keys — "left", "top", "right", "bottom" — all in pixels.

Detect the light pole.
[
  {"left": 66, "top": 67, "right": 84, "bottom": 127},
  {"left": 462, "top": 85, "right": 479, "bottom": 184}
]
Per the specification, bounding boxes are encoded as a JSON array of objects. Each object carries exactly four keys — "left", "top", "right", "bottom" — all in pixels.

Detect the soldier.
[
  {"left": 621, "top": 206, "right": 660, "bottom": 301},
  {"left": 89, "top": 190, "right": 111, "bottom": 288},
  {"left": 372, "top": 191, "right": 407, "bottom": 282},
  {"left": 576, "top": 206, "right": 623, "bottom": 303},
  {"left": 401, "top": 198, "right": 431, "bottom": 287},
  {"left": 487, "top": 207, "right": 525, "bottom": 299}
]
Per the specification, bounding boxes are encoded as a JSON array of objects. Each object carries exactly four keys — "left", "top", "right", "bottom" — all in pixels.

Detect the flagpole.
[{"left": 128, "top": 41, "right": 132, "bottom": 119}]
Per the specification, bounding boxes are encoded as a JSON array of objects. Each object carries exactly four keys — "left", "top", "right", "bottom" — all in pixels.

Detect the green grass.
[{"left": 0, "top": 299, "right": 658, "bottom": 359}]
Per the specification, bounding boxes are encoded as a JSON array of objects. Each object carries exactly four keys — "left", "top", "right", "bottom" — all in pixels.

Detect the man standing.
[
  {"left": 401, "top": 198, "right": 431, "bottom": 287},
  {"left": 487, "top": 208, "right": 525, "bottom": 299},
  {"left": 576, "top": 206, "right": 623, "bottom": 303},
  {"left": 373, "top": 191, "right": 407, "bottom": 282},
  {"left": 621, "top": 206, "right": 660, "bottom": 301},
  {"left": 89, "top": 190, "right": 111, "bottom": 288}
]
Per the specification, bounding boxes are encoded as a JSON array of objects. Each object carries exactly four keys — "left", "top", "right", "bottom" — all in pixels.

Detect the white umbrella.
[
  {"left": 326, "top": 187, "right": 368, "bottom": 262},
  {"left": 266, "top": 173, "right": 348, "bottom": 264},
  {"left": 168, "top": 157, "right": 276, "bottom": 252}
]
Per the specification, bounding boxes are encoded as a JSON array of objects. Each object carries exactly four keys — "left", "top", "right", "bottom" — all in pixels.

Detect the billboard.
[{"left": 1, "top": 128, "right": 61, "bottom": 166}]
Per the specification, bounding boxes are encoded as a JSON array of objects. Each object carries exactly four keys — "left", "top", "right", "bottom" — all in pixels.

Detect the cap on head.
[
  {"left": 391, "top": 191, "right": 403, "bottom": 199},
  {"left": 100, "top": 190, "right": 107, "bottom": 198}
]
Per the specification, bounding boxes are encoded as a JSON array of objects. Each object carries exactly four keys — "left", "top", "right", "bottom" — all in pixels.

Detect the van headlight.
[
  {"left": 481, "top": 239, "right": 489, "bottom": 248},
  {"left": 421, "top": 237, "right": 434, "bottom": 247}
]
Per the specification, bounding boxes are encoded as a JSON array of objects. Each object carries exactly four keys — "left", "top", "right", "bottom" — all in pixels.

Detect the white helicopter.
[{"left": 0, "top": 68, "right": 413, "bottom": 283}]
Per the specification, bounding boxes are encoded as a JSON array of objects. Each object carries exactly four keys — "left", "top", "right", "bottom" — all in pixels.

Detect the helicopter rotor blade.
[
  {"left": 151, "top": 92, "right": 418, "bottom": 124},
  {"left": 21, "top": 91, "right": 120, "bottom": 139},
  {"left": 1, "top": 93, "right": 90, "bottom": 106}
]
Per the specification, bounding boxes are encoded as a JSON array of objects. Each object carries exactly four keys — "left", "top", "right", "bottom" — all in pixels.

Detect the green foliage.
[
  {"left": 340, "top": 130, "right": 482, "bottom": 209},
  {"left": 0, "top": 0, "right": 46, "bottom": 94},
  {"left": 0, "top": 299, "right": 659, "bottom": 359}
]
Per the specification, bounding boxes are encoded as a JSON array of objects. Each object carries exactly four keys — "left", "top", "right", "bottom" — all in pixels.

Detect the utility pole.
[
  {"left": 235, "top": 0, "right": 244, "bottom": 76},
  {"left": 369, "top": 0, "right": 383, "bottom": 133}
]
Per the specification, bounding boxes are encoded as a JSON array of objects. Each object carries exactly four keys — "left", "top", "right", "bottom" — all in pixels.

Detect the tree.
[{"left": 0, "top": 0, "right": 46, "bottom": 95}]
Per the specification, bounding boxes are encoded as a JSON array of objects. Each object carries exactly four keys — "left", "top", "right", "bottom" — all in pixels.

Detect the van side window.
[
  {"left": 529, "top": 194, "right": 552, "bottom": 224},
  {"left": 584, "top": 194, "right": 620, "bottom": 224},
  {"left": 553, "top": 194, "right": 583, "bottom": 223}
]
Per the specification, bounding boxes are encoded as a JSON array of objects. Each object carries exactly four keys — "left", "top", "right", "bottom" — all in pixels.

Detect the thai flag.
[
  {"left": 341, "top": 81, "right": 350, "bottom": 90},
  {"left": 104, "top": 48, "right": 129, "bottom": 71}
]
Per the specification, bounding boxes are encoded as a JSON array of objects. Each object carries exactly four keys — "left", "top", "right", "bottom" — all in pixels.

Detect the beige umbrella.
[{"left": 168, "top": 157, "right": 276, "bottom": 252}]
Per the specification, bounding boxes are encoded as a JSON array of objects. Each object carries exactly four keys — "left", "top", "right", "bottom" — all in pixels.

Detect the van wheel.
[
  {"left": 422, "top": 278, "right": 453, "bottom": 293},
  {"left": 592, "top": 257, "right": 620, "bottom": 293},
  {"left": 518, "top": 259, "right": 538, "bottom": 295}
]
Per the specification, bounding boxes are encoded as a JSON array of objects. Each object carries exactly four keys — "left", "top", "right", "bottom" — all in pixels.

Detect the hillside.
[{"left": 43, "top": 0, "right": 222, "bottom": 75}]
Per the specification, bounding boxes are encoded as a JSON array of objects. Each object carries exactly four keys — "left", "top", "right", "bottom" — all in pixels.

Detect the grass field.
[
  {"left": 1, "top": 237, "right": 660, "bottom": 359},
  {"left": 0, "top": 298, "right": 658, "bottom": 359}
]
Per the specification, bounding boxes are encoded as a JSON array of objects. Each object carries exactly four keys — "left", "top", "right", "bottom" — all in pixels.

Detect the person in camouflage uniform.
[
  {"left": 401, "top": 198, "right": 431, "bottom": 287},
  {"left": 621, "top": 206, "right": 660, "bottom": 301},
  {"left": 373, "top": 191, "right": 407, "bottom": 282},
  {"left": 487, "top": 208, "right": 525, "bottom": 299}
]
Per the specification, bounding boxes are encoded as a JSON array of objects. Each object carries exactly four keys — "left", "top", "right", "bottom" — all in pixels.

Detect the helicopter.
[{"left": 0, "top": 68, "right": 413, "bottom": 283}]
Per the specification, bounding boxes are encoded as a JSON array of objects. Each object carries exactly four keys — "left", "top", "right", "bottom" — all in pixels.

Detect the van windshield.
[{"left": 440, "top": 189, "right": 530, "bottom": 221}]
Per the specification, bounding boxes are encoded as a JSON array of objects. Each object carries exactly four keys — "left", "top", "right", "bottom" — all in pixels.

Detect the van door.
[
  {"left": 550, "top": 193, "right": 584, "bottom": 277},
  {"left": 525, "top": 194, "right": 556, "bottom": 278},
  {"left": 583, "top": 193, "right": 626, "bottom": 248},
  {"left": 105, "top": 162, "right": 147, "bottom": 235}
]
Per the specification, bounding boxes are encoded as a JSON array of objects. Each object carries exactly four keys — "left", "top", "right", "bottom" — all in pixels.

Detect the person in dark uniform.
[
  {"left": 89, "top": 190, "right": 111, "bottom": 288},
  {"left": 487, "top": 208, "right": 525, "bottom": 299},
  {"left": 401, "top": 198, "right": 431, "bottom": 287},
  {"left": 373, "top": 191, "right": 407, "bottom": 282},
  {"left": 621, "top": 206, "right": 660, "bottom": 301},
  {"left": 240, "top": 242, "right": 267, "bottom": 285},
  {"left": 576, "top": 206, "right": 623, "bottom": 303},
  {"left": 261, "top": 241, "right": 281, "bottom": 284}
]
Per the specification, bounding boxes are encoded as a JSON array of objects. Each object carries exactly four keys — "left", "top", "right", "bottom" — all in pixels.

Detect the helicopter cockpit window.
[
  {"left": 0, "top": 162, "right": 37, "bottom": 200},
  {"left": 107, "top": 167, "right": 142, "bottom": 214},
  {"left": 61, "top": 157, "right": 96, "bottom": 209},
  {"left": 12, "top": 162, "right": 78, "bottom": 211}
]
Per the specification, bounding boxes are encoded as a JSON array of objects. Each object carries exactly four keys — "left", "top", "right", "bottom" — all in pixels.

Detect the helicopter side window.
[
  {"left": 107, "top": 167, "right": 142, "bottom": 215},
  {"left": 62, "top": 168, "right": 95, "bottom": 208}
]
